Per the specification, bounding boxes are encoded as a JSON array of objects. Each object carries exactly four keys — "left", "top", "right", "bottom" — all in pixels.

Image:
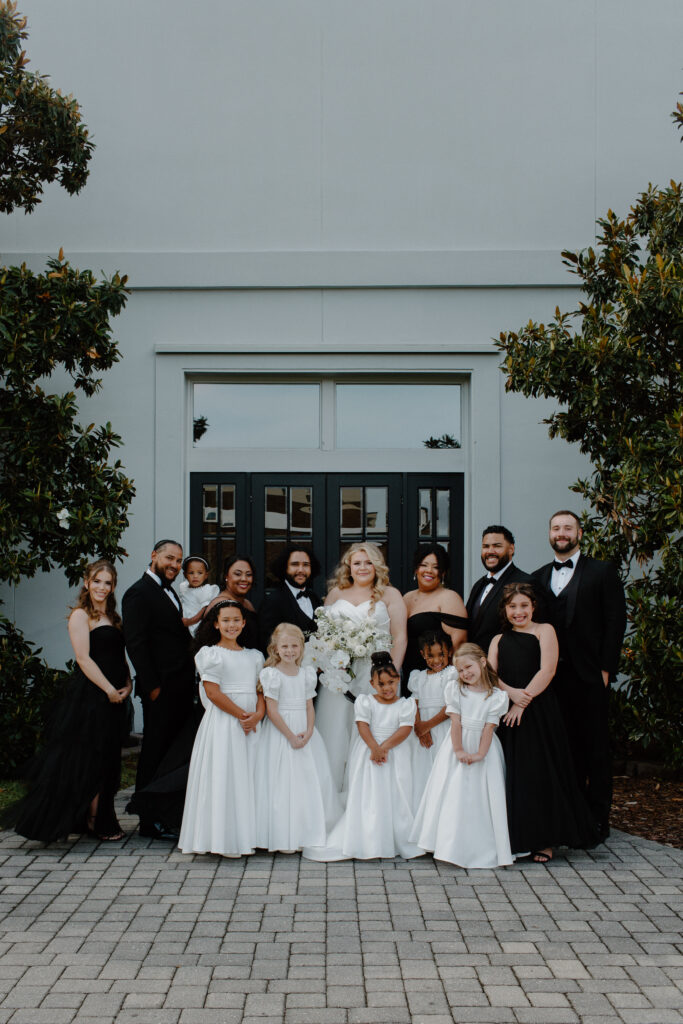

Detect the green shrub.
[{"left": 0, "top": 615, "right": 70, "bottom": 777}]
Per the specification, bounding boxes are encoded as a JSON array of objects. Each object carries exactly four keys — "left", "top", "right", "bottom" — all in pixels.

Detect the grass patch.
[
  {"left": 0, "top": 779, "right": 26, "bottom": 812},
  {"left": 121, "top": 751, "right": 138, "bottom": 790}
]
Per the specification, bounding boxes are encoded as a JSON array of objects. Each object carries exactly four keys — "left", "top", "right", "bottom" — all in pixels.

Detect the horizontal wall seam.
[{"left": 0, "top": 249, "right": 577, "bottom": 289}]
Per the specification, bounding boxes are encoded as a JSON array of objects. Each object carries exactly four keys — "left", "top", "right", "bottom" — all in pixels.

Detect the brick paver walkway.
[{"left": 0, "top": 793, "right": 681, "bottom": 1024}]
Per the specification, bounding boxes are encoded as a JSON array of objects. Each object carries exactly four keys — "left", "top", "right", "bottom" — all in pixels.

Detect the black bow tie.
[
  {"left": 485, "top": 576, "right": 496, "bottom": 585},
  {"left": 553, "top": 559, "right": 573, "bottom": 571},
  {"left": 159, "top": 574, "right": 174, "bottom": 590},
  {"left": 296, "top": 589, "right": 312, "bottom": 601}
]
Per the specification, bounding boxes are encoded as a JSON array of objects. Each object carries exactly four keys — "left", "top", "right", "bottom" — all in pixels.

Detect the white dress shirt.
[
  {"left": 479, "top": 560, "right": 514, "bottom": 604},
  {"left": 146, "top": 567, "right": 181, "bottom": 611},
  {"left": 550, "top": 551, "right": 580, "bottom": 596},
  {"left": 286, "top": 579, "right": 313, "bottom": 620}
]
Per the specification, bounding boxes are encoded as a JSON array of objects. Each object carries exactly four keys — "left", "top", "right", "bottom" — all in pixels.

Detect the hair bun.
[{"left": 371, "top": 651, "right": 394, "bottom": 668}]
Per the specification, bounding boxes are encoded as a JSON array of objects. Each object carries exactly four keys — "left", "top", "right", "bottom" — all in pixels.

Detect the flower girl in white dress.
[
  {"left": 255, "top": 624, "right": 341, "bottom": 852},
  {"left": 411, "top": 643, "right": 513, "bottom": 868},
  {"left": 408, "top": 629, "right": 458, "bottom": 806},
  {"left": 304, "top": 652, "right": 422, "bottom": 861},
  {"left": 179, "top": 601, "right": 265, "bottom": 857}
]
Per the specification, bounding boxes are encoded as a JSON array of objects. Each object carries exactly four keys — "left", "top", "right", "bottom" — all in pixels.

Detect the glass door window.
[
  {"left": 190, "top": 475, "right": 247, "bottom": 586},
  {"left": 191, "top": 472, "right": 463, "bottom": 597},
  {"left": 263, "top": 484, "right": 315, "bottom": 586}
]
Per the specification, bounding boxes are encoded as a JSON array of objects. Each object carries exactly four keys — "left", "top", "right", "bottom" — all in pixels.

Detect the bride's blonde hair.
[{"left": 328, "top": 542, "right": 389, "bottom": 607}]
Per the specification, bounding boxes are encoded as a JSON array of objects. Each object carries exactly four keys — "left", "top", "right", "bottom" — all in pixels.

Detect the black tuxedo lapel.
[
  {"left": 468, "top": 577, "right": 491, "bottom": 627},
  {"left": 541, "top": 559, "right": 582, "bottom": 628},
  {"left": 141, "top": 573, "right": 183, "bottom": 621},
  {"left": 563, "top": 556, "right": 584, "bottom": 628},
  {"left": 469, "top": 569, "right": 511, "bottom": 627},
  {"left": 290, "top": 587, "right": 317, "bottom": 630}
]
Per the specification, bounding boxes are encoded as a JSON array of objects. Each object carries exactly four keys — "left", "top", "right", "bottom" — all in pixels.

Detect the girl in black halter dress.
[{"left": 489, "top": 583, "right": 598, "bottom": 861}]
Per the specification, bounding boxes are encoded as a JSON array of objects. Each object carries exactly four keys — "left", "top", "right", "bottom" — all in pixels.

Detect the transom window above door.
[
  {"left": 193, "top": 383, "right": 320, "bottom": 448},
  {"left": 192, "top": 379, "right": 462, "bottom": 451}
]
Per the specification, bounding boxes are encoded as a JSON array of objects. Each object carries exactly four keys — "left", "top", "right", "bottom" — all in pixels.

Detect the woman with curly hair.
[
  {"left": 12, "top": 559, "right": 132, "bottom": 843},
  {"left": 316, "top": 542, "right": 407, "bottom": 791}
]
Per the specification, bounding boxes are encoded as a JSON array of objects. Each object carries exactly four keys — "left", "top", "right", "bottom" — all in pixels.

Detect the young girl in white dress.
[
  {"left": 179, "top": 601, "right": 265, "bottom": 857},
  {"left": 255, "top": 624, "right": 341, "bottom": 852},
  {"left": 178, "top": 555, "right": 220, "bottom": 636},
  {"left": 408, "top": 630, "right": 458, "bottom": 805},
  {"left": 411, "top": 643, "right": 513, "bottom": 868},
  {"left": 303, "top": 652, "right": 422, "bottom": 861}
]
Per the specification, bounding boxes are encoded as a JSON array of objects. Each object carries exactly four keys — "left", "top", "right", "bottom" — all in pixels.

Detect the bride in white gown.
[{"left": 315, "top": 542, "right": 407, "bottom": 791}]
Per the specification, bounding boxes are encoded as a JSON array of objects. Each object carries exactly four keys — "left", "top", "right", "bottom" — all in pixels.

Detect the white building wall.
[{"left": 2, "top": 0, "right": 682, "bottom": 671}]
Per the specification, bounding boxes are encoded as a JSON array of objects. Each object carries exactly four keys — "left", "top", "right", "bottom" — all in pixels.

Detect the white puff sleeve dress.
[
  {"left": 411, "top": 680, "right": 513, "bottom": 868},
  {"left": 255, "top": 665, "right": 341, "bottom": 851},
  {"left": 304, "top": 694, "right": 423, "bottom": 861},
  {"left": 408, "top": 664, "right": 458, "bottom": 806},
  {"left": 179, "top": 645, "right": 264, "bottom": 856}
]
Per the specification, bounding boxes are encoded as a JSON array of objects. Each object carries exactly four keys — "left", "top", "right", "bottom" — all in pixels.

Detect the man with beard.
[
  {"left": 533, "top": 511, "right": 626, "bottom": 840},
  {"left": 258, "top": 544, "right": 323, "bottom": 653},
  {"left": 466, "top": 525, "right": 533, "bottom": 653},
  {"left": 122, "top": 539, "right": 195, "bottom": 840}
]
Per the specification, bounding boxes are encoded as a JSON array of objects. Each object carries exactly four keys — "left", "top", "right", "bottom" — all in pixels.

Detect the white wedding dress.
[{"left": 315, "top": 598, "right": 392, "bottom": 792}]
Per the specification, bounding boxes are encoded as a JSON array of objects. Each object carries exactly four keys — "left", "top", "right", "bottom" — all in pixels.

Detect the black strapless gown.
[
  {"left": 496, "top": 630, "right": 599, "bottom": 853},
  {"left": 403, "top": 610, "right": 468, "bottom": 693},
  {"left": 13, "top": 626, "right": 129, "bottom": 842},
  {"left": 240, "top": 607, "right": 259, "bottom": 651}
]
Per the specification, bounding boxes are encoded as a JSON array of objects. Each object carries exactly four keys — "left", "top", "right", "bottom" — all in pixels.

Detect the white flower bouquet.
[{"left": 303, "top": 605, "right": 392, "bottom": 695}]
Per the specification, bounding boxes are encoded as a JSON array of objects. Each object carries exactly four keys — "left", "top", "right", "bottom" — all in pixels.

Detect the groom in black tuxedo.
[
  {"left": 122, "top": 539, "right": 195, "bottom": 840},
  {"left": 258, "top": 544, "right": 323, "bottom": 653},
  {"left": 466, "top": 525, "right": 534, "bottom": 654},
  {"left": 533, "top": 511, "right": 626, "bottom": 840}
]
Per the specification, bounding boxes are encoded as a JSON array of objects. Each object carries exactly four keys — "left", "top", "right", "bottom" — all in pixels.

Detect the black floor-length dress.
[
  {"left": 13, "top": 625, "right": 128, "bottom": 842},
  {"left": 496, "top": 630, "right": 599, "bottom": 853}
]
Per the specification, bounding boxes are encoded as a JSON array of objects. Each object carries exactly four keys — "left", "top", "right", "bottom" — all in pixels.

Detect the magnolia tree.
[
  {"left": 497, "top": 104, "right": 683, "bottom": 767},
  {"left": 0, "top": 3, "right": 134, "bottom": 773}
]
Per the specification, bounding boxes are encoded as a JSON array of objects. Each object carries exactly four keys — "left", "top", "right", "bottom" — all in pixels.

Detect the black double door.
[{"left": 190, "top": 472, "right": 463, "bottom": 602}]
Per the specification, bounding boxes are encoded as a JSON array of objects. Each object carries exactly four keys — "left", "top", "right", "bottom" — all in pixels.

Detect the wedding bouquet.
[{"left": 302, "top": 606, "right": 392, "bottom": 694}]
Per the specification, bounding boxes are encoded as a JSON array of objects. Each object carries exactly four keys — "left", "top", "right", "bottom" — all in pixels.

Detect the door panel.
[
  {"left": 251, "top": 474, "right": 325, "bottom": 602},
  {"left": 189, "top": 473, "right": 248, "bottom": 586},
  {"left": 325, "top": 474, "right": 403, "bottom": 589},
  {"left": 406, "top": 473, "right": 464, "bottom": 594},
  {"left": 190, "top": 472, "right": 464, "bottom": 598}
]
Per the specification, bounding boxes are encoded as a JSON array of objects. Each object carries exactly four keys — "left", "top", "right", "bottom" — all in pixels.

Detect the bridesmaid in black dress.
[
  {"left": 403, "top": 544, "right": 468, "bottom": 692},
  {"left": 206, "top": 554, "right": 259, "bottom": 650},
  {"left": 488, "top": 582, "right": 598, "bottom": 862},
  {"left": 13, "top": 559, "right": 131, "bottom": 843}
]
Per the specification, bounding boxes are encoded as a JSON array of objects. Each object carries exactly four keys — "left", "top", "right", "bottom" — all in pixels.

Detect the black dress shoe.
[{"left": 139, "top": 821, "right": 179, "bottom": 841}]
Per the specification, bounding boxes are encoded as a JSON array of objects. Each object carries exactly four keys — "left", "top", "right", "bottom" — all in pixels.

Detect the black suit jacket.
[
  {"left": 122, "top": 573, "right": 195, "bottom": 700},
  {"left": 532, "top": 555, "right": 626, "bottom": 685},
  {"left": 465, "top": 563, "right": 534, "bottom": 655},
  {"left": 258, "top": 583, "right": 322, "bottom": 653}
]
